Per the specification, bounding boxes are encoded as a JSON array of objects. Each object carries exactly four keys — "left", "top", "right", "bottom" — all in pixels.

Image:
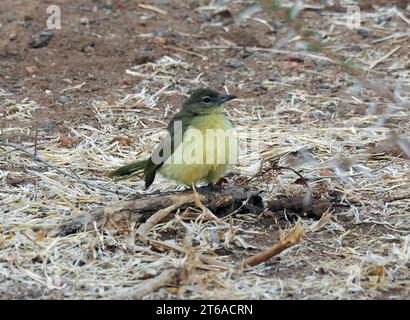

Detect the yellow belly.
[{"left": 159, "top": 113, "right": 238, "bottom": 185}]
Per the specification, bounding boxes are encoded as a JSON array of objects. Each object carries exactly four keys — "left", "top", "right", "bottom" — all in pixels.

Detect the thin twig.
[
  {"left": 33, "top": 125, "right": 38, "bottom": 157},
  {"left": 241, "top": 221, "right": 304, "bottom": 267},
  {"left": 384, "top": 194, "right": 410, "bottom": 203},
  {"left": 137, "top": 202, "right": 189, "bottom": 239},
  {"left": 137, "top": 3, "right": 167, "bottom": 15},
  {"left": 0, "top": 116, "right": 7, "bottom": 144},
  {"left": 195, "top": 45, "right": 334, "bottom": 63},
  {"left": 164, "top": 45, "right": 209, "bottom": 60},
  {"left": 112, "top": 268, "right": 179, "bottom": 299},
  {"left": 369, "top": 46, "right": 401, "bottom": 70}
]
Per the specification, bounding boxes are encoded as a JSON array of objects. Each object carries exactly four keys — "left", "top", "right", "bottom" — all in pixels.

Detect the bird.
[{"left": 108, "top": 88, "right": 238, "bottom": 190}]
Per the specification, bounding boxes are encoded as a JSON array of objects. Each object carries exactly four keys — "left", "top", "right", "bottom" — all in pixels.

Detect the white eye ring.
[{"left": 202, "top": 96, "right": 211, "bottom": 104}]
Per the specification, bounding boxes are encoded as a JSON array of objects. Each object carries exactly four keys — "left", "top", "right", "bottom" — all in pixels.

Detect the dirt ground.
[{"left": 0, "top": 0, "right": 409, "bottom": 299}]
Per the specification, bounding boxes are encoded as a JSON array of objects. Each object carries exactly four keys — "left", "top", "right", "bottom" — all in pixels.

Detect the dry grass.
[{"left": 1, "top": 1, "right": 409, "bottom": 299}]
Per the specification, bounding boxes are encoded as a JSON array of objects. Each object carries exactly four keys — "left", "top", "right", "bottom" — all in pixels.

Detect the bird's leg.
[{"left": 192, "top": 183, "right": 218, "bottom": 221}]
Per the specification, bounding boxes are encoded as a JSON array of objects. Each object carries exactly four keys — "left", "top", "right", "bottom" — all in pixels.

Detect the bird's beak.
[{"left": 217, "top": 94, "right": 237, "bottom": 104}]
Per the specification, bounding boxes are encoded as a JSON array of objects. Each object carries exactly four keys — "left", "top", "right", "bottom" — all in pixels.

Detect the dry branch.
[
  {"left": 137, "top": 3, "right": 167, "bottom": 15},
  {"left": 369, "top": 46, "right": 402, "bottom": 70},
  {"left": 241, "top": 221, "right": 305, "bottom": 267},
  {"left": 112, "top": 268, "right": 179, "bottom": 300},
  {"left": 54, "top": 180, "right": 332, "bottom": 237},
  {"left": 137, "top": 201, "right": 191, "bottom": 239},
  {"left": 199, "top": 254, "right": 234, "bottom": 271},
  {"left": 384, "top": 194, "right": 410, "bottom": 203},
  {"left": 55, "top": 187, "right": 262, "bottom": 236}
]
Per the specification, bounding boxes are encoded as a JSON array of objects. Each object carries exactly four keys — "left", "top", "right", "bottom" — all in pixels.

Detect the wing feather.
[{"left": 144, "top": 112, "right": 191, "bottom": 188}]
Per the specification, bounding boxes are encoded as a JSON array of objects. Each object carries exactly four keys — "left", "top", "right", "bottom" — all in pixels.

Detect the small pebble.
[
  {"left": 268, "top": 76, "right": 281, "bottom": 82},
  {"left": 357, "top": 28, "right": 369, "bottom": 38},
  {"left": 29, "top": 31, "right": 53, "bottom": 48},
  {"left": 79, "top": 6, "right": 92, "bottom": 12},
  {"left": 227, "top": 58, "right": 243, "bottom": 69},
  {"left": 241, "top": 50, "right": 253, "bottom": 59},
  {"left": 42, "top": 123, "right": 54, "bottom": 133},
  {"left": 82, "top": 45, "right": 94, "bottom": 54},
  {"left": 325, "top": 101, "right": 337, "bottom": 114},
  {"left": 319, "top": 83, "right": 330, "bottom": 89},
  {"left": 375, "top": 16, "right": 391, "bottom": 25},
  {"left": 121, "top": 79, "right": 133, "bottom": 85},
  {"left": 153, "top": 36, "right": 167, "bottom": 46},
  {"left": 79, "top": 17, "right": 90, "bottom": 25},
  {"left": 25, "top": 65, "right": 38, "bottom": 74},
  {"left": 312, "top": 110, "right": 326, "bottom": 120},
  {"left": 197, "top": 15, "right": 212, "bottom": 22},
  {"left": 58, "top": 96, "right": 69, "bottom": 104},
  {"left": 153, "top": 31, "right": 165, "bottom": 37}
]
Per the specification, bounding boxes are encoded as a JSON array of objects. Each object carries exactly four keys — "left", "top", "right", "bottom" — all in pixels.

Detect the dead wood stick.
[
  {"left": 137, "top": 3, "right": 167, "bottom": 15},
  {"left": 137, "top": 200, "right": 193, "bottom": 239},
  {"left": 143, "top": 239, "right": 235, "bottom": 268},
  {"left": 241, "top": 221, "right": 304, "bottom": 267},
  {"left": 54, "top": 193, "right": 195, "bottom": 236},
  {"left": 308, "top": 210, "right": 332, "bottom": 233},
  {"left": 195, "top": 45, "right": 334, "bottom": 63},
  {"left": 55, "top": 187, "right": 261, "bottom": 236},
  {"left": 164, "top": 45, "right": 208, "bottom": 60},
  {"left": 147, "top": 238, "right": 186, "bottom": 253},
  {"left": 384, "top": 194, "right": 410, "bottom": 203},
  {"left": 369, "top": 46, "right": 401, "bottom": 70},
  {"left": 112, "top": 268, "right": 179, "bottom": 300},
  {"left": 198, "top": 254, "right": 234, "bottom": 271}
]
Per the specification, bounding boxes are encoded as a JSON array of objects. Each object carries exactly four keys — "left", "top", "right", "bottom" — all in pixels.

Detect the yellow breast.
[{"left": 159, "top": 113, "right": 238, "bottom": 185}]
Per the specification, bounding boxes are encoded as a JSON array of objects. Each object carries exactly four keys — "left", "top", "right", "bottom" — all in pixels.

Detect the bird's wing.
[{"left": 144, "top": 112, "right": 191, "bottom": 188}]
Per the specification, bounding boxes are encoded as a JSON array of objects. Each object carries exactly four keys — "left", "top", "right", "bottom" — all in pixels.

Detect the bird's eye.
[{"left": 202, "top": 96, "right": 211, "bottom": 104}]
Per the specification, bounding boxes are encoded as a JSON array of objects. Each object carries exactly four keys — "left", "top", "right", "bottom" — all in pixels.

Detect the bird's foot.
[{"left": 192, "top": 183, "right": 219, "bottom": 221}]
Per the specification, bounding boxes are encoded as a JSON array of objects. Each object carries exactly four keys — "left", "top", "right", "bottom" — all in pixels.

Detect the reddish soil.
[
  {"left": 1, "top": 0, "right": 362, "bottom": 135},
  {"left": 1, "top": 0, "right": 408, "bottom": 300}
]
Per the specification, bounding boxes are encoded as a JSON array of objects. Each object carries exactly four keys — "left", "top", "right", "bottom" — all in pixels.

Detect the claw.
[{"left": 192, "top": 183, "right": 218, "bottom": 221}]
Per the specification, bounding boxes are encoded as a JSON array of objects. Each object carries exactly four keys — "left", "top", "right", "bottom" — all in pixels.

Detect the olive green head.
[{"left": 181, "top": 88, "right": 236, "bottom": 114}]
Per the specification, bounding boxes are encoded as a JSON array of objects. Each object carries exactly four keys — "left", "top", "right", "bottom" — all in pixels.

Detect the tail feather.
[{"left": 108, "top": 159, "right": 148, "bottom": 179}]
